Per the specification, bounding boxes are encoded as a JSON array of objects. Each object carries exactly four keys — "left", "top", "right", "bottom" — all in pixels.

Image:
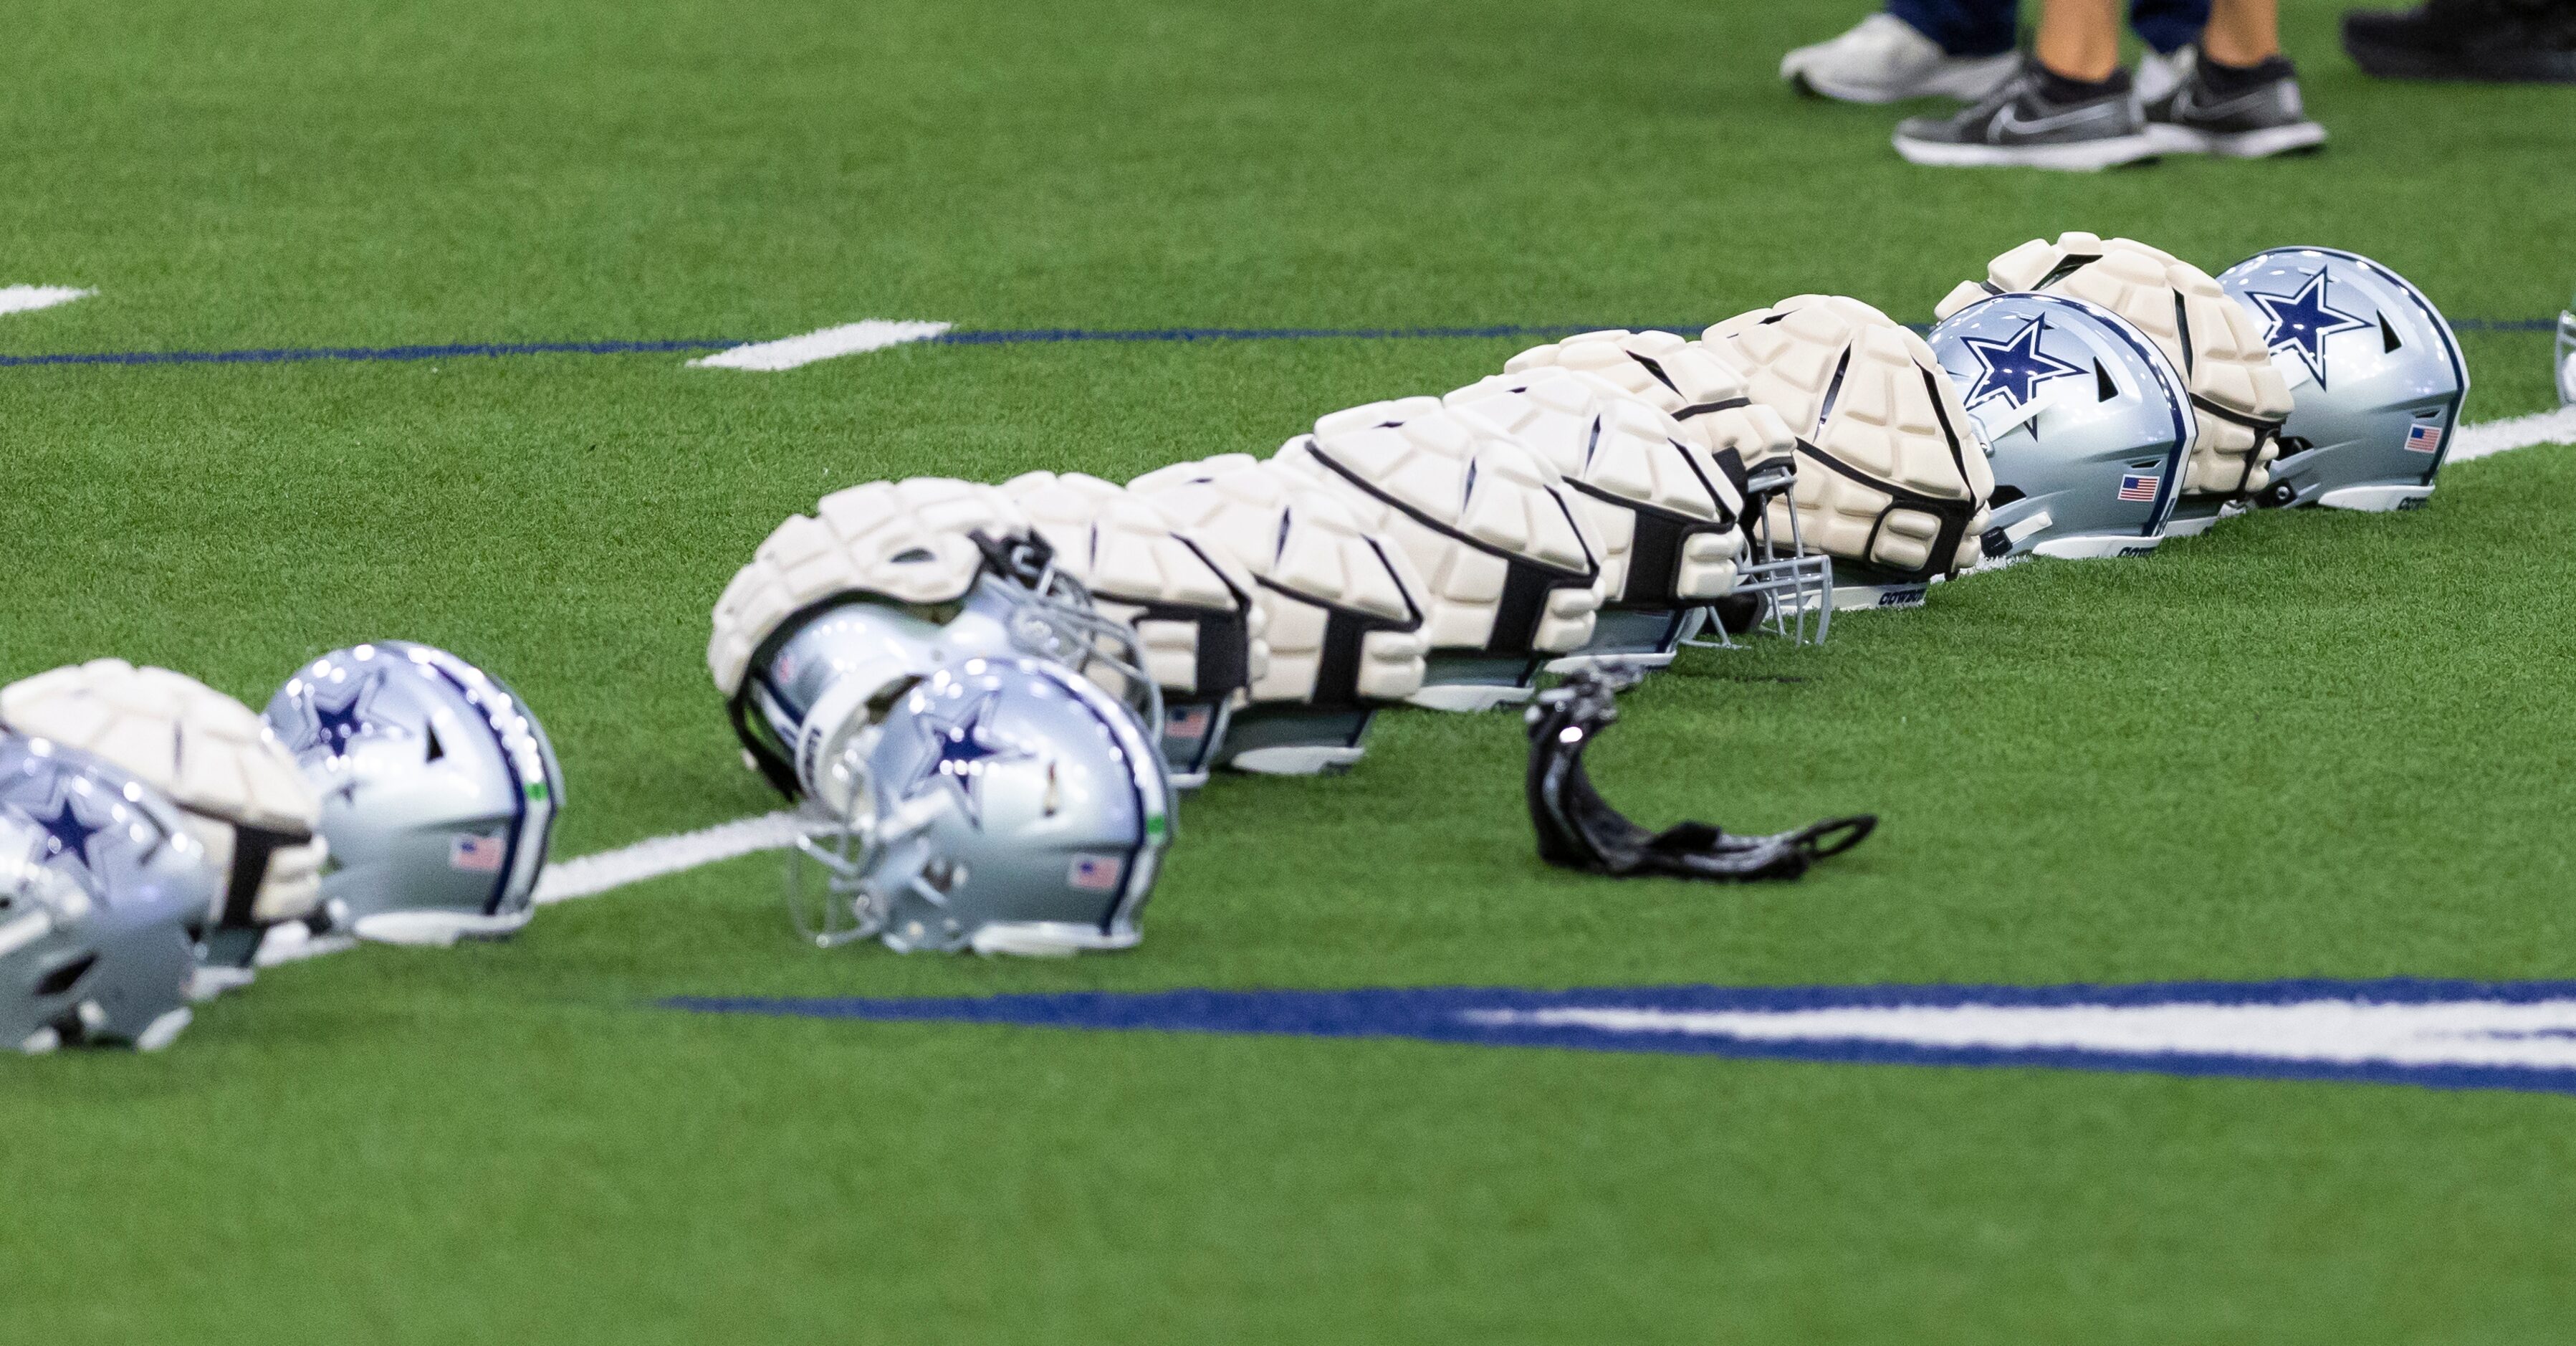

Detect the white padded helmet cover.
[
  {"left": 1936, "top": 232, "right": 2293, "bottom": 497},
  {"left": 0, "top": 660, "right": 324, "bottom": 925},
  {"left": 1504, "top": 328, "right": 1801, "bottom": 479},
  {"left": 708, "top": 477, "right": 1028, "bottom": 697},
  {"left": 1128, "top": 459, "right": 1425, "bottom": 705},
  {"left": 1705, "top": 295, "right": 1994, "bottom": 580},
  {"left": 1445, "top": 370, "right": 1744, "bottom": 604},
  {"left": 1275, "top": 400, "right": 1605, "bottom": 654},
  {"left": 1001, "top": 470, "right": 1268, "bottom": 695}
]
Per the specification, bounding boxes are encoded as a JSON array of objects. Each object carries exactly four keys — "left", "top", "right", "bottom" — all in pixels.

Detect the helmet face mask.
[
  {"left": 2218, "top": 247, "right": 2471, "bottom": 514},
  {"left": 0, "top": 735, "right": 211, "bottom": 1052},
  {"left": 788, "top": 659, "right": 1172, "bottom": 958},
  {"left": 264, "top": 643, "right": 565, "bottom": 948},
  {"left": 1928, "top": 294, "right": 2197, "bottom": 561}
]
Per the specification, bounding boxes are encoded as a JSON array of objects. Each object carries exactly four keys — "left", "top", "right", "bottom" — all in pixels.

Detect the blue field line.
[
  {"left": 0, "top": 317, "right": 2555, "bottom": 370},
  {"left": 665, "top": 976, "right": 2576, "bottom": 1098}
]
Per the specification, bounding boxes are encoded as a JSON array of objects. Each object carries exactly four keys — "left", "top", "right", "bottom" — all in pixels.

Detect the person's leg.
[
  {"left": 2143, "top": 0, "right": 2327, "bottom": 156},
  {"left": 2198, "top": 0, "right": 2281, "bottom": 62},
  {"left": 1782, "top": 1, "right": 2023, "bottom": 102},
  {"left": 2130, "top": 0, "right": 2215, "bottom": 54},
  {"left": 1889, "top": 0, "right": 2023, "bottom": 56},
  {"left": 1892, "top": 0, "right": 2159, "bottom": 168},
  {"left": 2034, "top": 0, "right": 2125, "bottom": 77}
]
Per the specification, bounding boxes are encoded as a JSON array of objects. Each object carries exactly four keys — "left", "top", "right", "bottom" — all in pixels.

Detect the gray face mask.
[
  {"left": 1929, "top": 292, "right": 2197, "bottom": 563},
  {"left": 264, "top": 643, "right": 564, "bottom": 948},
  {"left": 2218, "top": 247, "right": 2471, "bottom": 515},
  {"left": 0, "top": 734, "right": 210, "bottom": 1053}
]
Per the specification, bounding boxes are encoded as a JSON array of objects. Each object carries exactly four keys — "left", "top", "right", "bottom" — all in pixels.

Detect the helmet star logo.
[
  {"left": 901, "top": 689, "right": 1029, "bottom": 827},
  {"left": 2246, "top": 269, "right": 2372, "bottom": 391},
  {"left": 4, "top": 792, "right": 106, "bottom": 875},
  {"left": 305, "top": 674, "right": 388, "bottom": 763},
  {"left": 1960, "top": 317, "right": 2087, "bottom": 411}
]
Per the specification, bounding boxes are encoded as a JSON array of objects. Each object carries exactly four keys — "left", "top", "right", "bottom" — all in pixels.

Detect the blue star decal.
[
  {"left": 303, "top": 674, "right": 384, "bottom": 762},
  {"left": 8, "top": 795, "right": 104, "bottom": 872},
  {"left": 901, "top": 689, "right": 1030, "bottom": 826},
  {"left": 1959, "top": 317, "right": 2087, "bottom": 410},
  {"left": 2245, "top": 269, "right": 2372, "bottom": 391}
]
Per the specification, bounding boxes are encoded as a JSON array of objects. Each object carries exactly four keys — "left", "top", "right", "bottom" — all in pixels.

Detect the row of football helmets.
[
  {"left": 709, "top": 234, "right": 2470, "bottom": 960},
  {"left": 0, "top": 646, "right": 563, "bottom": 1053}
]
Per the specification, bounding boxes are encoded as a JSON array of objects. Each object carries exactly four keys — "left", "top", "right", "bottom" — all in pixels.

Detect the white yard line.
[
  {"left": 2449, "top": 404, "right": 2576, "bottom": 462},
  {"left": 531, "top": 810, "right": 809, "bottom": 905},
  {"left": 687, "top": 319, "right": 952, "bottom": 371},
  {"left": 0, "top": 285, "right": 94, "bottom": 317}
]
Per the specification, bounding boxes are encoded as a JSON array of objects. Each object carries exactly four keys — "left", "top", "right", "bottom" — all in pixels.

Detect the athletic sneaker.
[
  {"left": 2342, "top": 0, "right": 2576, "bottom": 82},
  {"left": 1893, "top": 59, "right": 2160, "bottom": 171},
  {"left": 2144, "top": 49, "right": 2329, "bottom": 158},
  {"left": 1781, "top": 13, "right": 2019, "bottom": 104}
]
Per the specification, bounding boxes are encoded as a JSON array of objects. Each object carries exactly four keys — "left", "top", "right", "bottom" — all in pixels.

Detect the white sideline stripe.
[
  {"left": 2448, "top": 405, "right": 2576, "bottom": 462},
  {"left": 530, "top": 810, "right": 808, "bottom": 905},
  {"left": 1462, "top": 998, "right": 2576, "bottom": 1073},
  {"left": 687, "top": 320, "right": 952, "bottom": 371},
  {"left": 0, "top": 285, "right": 94, "bottom": 316}
]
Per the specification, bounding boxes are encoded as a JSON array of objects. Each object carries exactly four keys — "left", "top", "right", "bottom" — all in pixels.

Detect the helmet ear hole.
[{"left": 34, "top": 953, "right": 97, "bottom": 998}]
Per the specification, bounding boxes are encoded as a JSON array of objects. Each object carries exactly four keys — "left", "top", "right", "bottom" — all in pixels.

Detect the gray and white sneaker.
[
  {"left": 1782, "top": 14, "right": 2019, "bottom": 104},
  {"left": 2144, "top": 49, "right": 2328, "bottom": 158},
  {"left": 1894, "top": 59, "right": 2160, "bottom": 170}
]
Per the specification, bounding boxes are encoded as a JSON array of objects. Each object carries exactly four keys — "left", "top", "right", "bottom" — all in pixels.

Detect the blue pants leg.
[{"left": 1886, "top": 0, "right": 2020, "bottom": 57}]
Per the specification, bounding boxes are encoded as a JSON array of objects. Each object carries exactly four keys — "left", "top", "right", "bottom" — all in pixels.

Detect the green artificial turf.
[{"left": 4, "top": 0, "right": 2576, "bottom": 1340}]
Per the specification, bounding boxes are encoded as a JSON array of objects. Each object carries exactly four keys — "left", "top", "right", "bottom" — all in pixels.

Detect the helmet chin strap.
[{"left": 1523, "top": 665, "right": 1876, "bottom": 882}]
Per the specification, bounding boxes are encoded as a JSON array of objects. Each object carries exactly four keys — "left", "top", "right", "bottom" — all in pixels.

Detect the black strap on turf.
[{"left": 1523, "top": 666, "right": 1874, "bottom": 882}]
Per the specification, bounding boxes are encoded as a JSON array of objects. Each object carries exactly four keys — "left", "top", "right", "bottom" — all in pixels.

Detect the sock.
[
  {"left": 2034, "top": 62, "right": 2132, "bottom": 102},
  {"left": 2197, "top": 50, "right": 2295, "bottom": 94}
]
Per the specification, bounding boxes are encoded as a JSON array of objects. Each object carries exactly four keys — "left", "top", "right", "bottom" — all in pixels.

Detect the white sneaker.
[
  {"left": 2136, "top": 46, "right": 2188, "bottom": 105},
  {"left": 1781, "top": 14, "right": 2020, "bottom": 104}
]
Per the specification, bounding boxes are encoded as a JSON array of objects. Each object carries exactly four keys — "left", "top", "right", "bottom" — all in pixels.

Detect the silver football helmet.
[
  {"left": 1929, "top": 294, "right": 2197, "bottom": 560},
  {"left": 262, "top": 643, "right": 565, "bottom": 947},
  {"left": 2559, "top": 287, "right": 2575, "bottom": 407},
  {"left": 0, "top": 734, "right": 211, "bottom": 1052},
  {"left": 2217, "top": 248, "right": 2471, "bottom": 513},
  {"left": 790, "top": 657, "right": 1172, "bottom": 957},
  {"left": 742, "top": 532, "right": 1162, "bottom": 818}
]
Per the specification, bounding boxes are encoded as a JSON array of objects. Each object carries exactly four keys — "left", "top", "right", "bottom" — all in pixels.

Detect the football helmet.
[
  {"left": 712, "top": 479, "right": 1158, "bottom": 812},
  {"left": 1928, "top": 293, "right": 2197, "bottom": 560},
  {"left": 790, "top": 657, "right": 1171, "bottom": 957},
  {"left": 0, "top": 661, "right": 323, "bottom": 980},
  {"left": 0, "top": 733, "right": 213, "bottom": 1051},
  {"left": 1502, "top": 328, "right": 1830, "bottom": 642},
  {"left": 1001, "top": 471, "right": 1268, "bottom": 786},
  {"left": 2216, "top": 247, "right": 2471, "bottom": 512},
  {"left": 262, "top": 642, "right": 565, "bottom": 947},
  {"left": 1272, "top": 398, "right": 1604, "bottom": 711},
  {"left": 1938, "top": 232, "right": 2293, "bottom": 536},
  {"left": 1445, "top": 368, "right": 1748, "bottom": 667},
  {"left": 1703, "top": 295, "right": 1994, "bottom": 608},
  {"left": 1129, "top": 457, "right": 1427, "bottom": 774}
]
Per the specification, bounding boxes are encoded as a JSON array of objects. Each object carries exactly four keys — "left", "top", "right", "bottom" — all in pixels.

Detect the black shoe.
[
  {"left": 1894, "top": 57, "right": 2158, "bottom": 171},
  {"left": 2144, "top": 49, "right": 2327, "bottom": 157},
  {"left": 2342, "top": 0, "right": 2576, "bottom": 82}
]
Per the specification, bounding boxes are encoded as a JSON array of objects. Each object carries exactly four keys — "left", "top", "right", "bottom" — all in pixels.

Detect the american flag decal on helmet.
[
  {"left": 1068, "top": 854, "right": 1124, "bottom": 892},
  {"left": 449, "top": 834, "right": 506, "bottom": 873},
  {"left": 2117, "top": 472, "right": 2159, "bottom": 502},
  {"left": 2405, "top": 423, "right": 2443, "bottom": 454}
]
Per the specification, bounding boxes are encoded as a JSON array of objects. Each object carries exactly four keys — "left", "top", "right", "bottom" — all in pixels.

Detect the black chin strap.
[{"left": 1523, "top": 667, "right": 1876, "bottom": 882}]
